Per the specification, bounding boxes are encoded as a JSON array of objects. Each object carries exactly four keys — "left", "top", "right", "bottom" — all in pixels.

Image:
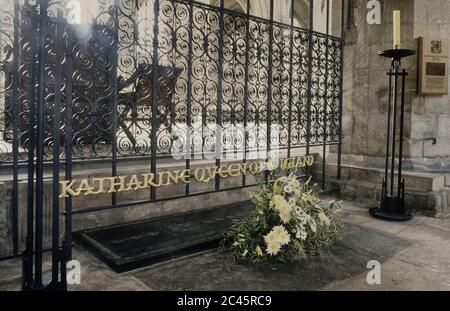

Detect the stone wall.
[
  {"left": 341, "top": 0, "right": 416, "bottom": 167},
  {"left": 342, "top": 0, "right": 450, "bottom": 170},
  {"left": 410, "top": 0, "right": 450, "bottom": 167}
]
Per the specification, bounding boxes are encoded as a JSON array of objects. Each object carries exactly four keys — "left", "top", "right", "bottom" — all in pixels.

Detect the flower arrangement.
[{"left": 220, "top": 170, "right": 343, "bottom": 264}]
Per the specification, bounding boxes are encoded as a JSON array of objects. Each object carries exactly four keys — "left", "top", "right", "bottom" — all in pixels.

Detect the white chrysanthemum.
[
  {"left": 295, "top": 209, "right": 307, "bottom": 223},
  {"left": 278, "top": 205, "right": 292, "bottom": 224},
  {"left": 295, "top": 224, "right": 307, "bottom": 240},
  {"left": 271, "top": 195, "right": 292, "bottom": 223},
  {"left": 271, "top": 195, "right": 286, "bottom": 208},
  {"left": 279, "top": 210, "right": 291, "bottom": 223},
  {"left": 266, "top": 241, "right": 281, "bottom": 256},
  {"left": 264, "top": 231, "right": 277, "bottom": 245},
  {"left": 294, "top": 205, "right": 303, "bottom": 214},
  {"left": 299, "top": 231, "right": 307, "bottom": 241},
  {"left": 299, "top": 216, "right": 307, "bottom": 225},
  {"left": 280, "top": 202, "right": 292, "bottom": 213},
  {"left": 272, "top": 225, "right": 291, "bottom": 246}
]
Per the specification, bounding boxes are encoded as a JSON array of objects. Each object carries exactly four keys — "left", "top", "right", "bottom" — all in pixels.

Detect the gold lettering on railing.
[{"left": 59, "top": 155, "right": 315, "bottom": 198}]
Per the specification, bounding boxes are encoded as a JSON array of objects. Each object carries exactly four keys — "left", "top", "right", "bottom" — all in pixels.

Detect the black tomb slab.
[{"left": 74, "top": 201, "right": 253, "bottom": 273}]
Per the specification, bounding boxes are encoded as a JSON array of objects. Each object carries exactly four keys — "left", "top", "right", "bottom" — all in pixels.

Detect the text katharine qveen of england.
[{"left": 59, "top": 155, "right": 314, "bottom": 198}]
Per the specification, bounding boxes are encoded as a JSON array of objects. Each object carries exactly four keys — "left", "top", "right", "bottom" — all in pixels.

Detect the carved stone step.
[{"left": 313, "top": 163, "right": 450, "bottom": 218}]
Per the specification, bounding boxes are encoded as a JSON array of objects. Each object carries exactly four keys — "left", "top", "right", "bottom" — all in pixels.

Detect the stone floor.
[{"left": 1, "top": 197, "right": 450, "bottom": 291}]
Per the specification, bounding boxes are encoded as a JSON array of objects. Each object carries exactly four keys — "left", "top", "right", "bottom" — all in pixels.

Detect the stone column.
[{"left": 339, "top": 0, "right": 415, "bottom": 168}]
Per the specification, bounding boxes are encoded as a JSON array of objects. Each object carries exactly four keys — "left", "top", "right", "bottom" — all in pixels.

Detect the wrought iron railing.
[
  {"left": 0, "top": 0, "right": 343, "bottom": 163},
  {"left": 0, "top": 0, "right": 345, "bottom": 290}
]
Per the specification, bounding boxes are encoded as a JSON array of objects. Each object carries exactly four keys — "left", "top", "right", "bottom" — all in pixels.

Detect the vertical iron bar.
[
  {"left": 35, "top": 0, "right": 50, "bottom": 287},
  {"left": 23, "top": 10, "right": 38, "bottom": 291},
  {"left": 111, "top": 0, "right": 119, "bottom": 207},
  {"left": 340, "top": 0, "right": 346, "bottom": 39},
  {"left": 186, "top": 0, "right": 194, "bottom": 196},
  {"left": 215, "top": 0, "right": 225, "bottom": 191},
  {"left": 51, "top": 11, "right": 63, "bottom": 284},
  {"left": 306, "top": 0, "right": 314, "bottom": 177},
  {"left": 322, "top": 0, "right": 330, "bottom": 190},
  {"left": 11, "top": 0, "right": 20, "bottom": 256},
  {"left": 150, "top": 0, "right": 160, "bottom": 201},
  {"left": 337, "top": 0, "right": 346, "bottom": 180},
  {"left": 385, "top": 68, "right": 393, "bottom": 194},
  {"left": 398, "top": 69, "right": 407, "bottom": 197},
  {"left": 64, "top": 23, "right": 74, "bottom": 261},
  {"left": 287, "top": 0, "right": 294, "bottom": 162},
  {"left": 266, "top": 0, "right": 274, "bottom": 181},
  {"left": 242, "top": 0, "right": 250, "bottom": 186},
  {"left": 391, "top": 61, "right": 399, "bottom": 196}
]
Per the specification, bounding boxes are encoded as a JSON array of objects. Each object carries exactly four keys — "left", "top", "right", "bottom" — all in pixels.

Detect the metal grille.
[{"left": 0, "top": 0, "right": 345, "bottom": 289}]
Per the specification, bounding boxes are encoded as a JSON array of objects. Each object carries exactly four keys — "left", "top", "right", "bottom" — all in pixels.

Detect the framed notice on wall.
[{"left": 418, "top": 37, "right": 449, "bottom": 95}]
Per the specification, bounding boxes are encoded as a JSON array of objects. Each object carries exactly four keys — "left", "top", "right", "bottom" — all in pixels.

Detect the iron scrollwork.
[{"left": 0, "top": 0, "right": 343, "bottom": 163}]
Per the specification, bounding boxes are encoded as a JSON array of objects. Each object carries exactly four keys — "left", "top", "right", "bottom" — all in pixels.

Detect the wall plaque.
[{"left": 418, "top": 37, "right": 449, "bottom": 95}]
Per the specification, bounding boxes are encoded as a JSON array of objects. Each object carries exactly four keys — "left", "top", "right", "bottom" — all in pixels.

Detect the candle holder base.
[
  {"left": 370, "top": 180, "right": 414, "bottom": 221},
  {"left": 371, "top": 180, "right": 413, "bottom": 221},
  {"left": 370, "top": 199, "right": 413, "bottom": 222}
]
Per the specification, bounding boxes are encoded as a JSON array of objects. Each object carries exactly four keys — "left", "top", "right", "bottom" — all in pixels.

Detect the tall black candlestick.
[{"left": 370, "top": 49, "right": 415, "bottom": 222}]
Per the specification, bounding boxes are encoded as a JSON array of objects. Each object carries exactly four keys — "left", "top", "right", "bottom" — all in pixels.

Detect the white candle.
[{"left": 393, "top": 10, "right": 401, "bottom": 49}]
